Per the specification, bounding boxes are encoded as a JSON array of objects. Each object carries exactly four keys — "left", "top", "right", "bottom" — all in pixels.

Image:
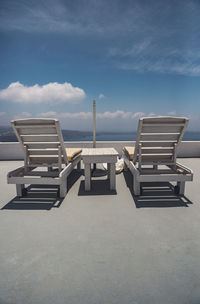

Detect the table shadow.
[{"left": 78, "top": 179, "right": 117, "bottom": 196}]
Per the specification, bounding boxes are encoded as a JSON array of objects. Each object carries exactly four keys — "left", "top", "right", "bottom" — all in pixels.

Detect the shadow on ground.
[
  {"left": 123, "top": 170, "right": 193, "bottom": 208},
  {"left": 2, "top": 169, "right": 82, "bottom": 210},
  {"left": 78, "top": 179, "right": 117, "bottom": 196}
]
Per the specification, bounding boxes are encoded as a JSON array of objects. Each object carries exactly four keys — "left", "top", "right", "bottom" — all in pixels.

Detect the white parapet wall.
[{"left": 0, "top": 141, "right": 200, "bottom": 160}]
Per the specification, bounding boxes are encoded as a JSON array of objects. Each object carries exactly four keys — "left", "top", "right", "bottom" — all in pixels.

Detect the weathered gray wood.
[
  {"left": 24, "top": 142, "right": 60, "bottom": 149},
  {"left": 140, "top": 133, "right": 180, "bottom": 141},
  {"left": 133, "top": 177, "right": 140, "bottom": 196},
  {"left": 177, "top": 181, "right": 185, "bottom": 195},
  {"left": 83, "top": 155, "right": 117, "bottom": 164},
  {"left": 107, "top": 163, "right": 111, "bottom": 180},
  {"left": 85, "top": 163, "right": 91, "bottom": 191},
  {"left": 18, "top": 127, "right": 57, "bottom": 135},
  {"left": 10, "top": 176, "right": 61, "bottom": 185},
  {"left": 58, "top": 145, "right": 62, "bottom": 172},
  {"left": 28, "top": 149, "right": 60, "bottom": 155},
  {"left": 142, "top": 125, "right": 184, "bottom": 133},
  {"left": 140, "top": 141, "right": 176, "bottom": 147},
  {"left": 8, "top": 118, "right": 81, "bottom": 198},
  {"left": 82, "top": 148, "right": 118, "bottom": 191},
  {"left": 16, "top": 184, "right": 25, "bottom": 196},
  {"left": 109, "top": 163, "right": 116, "bottom": 190},
  {"left": 21, "top": 135, "right": 59, "bottom": 142},
  {"left": 77, "top": 160, "right": 81, "bottom": 171},
  {"left": 124, "top": 116, "right": 192, "bottom": 196},
  {"left": 60, "top": 180, "right": 67, "bottom": 198},
  {"left": 141, "top": 147, "right": 173, "bottom": 154}
]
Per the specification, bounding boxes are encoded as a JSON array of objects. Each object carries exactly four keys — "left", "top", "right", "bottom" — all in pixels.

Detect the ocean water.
[{"left": 65, "top": 131, "right": 200, "bottom": 142}]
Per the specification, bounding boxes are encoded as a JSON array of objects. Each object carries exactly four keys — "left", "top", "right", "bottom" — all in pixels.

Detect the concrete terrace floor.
[{"left": 0, "top": 158, "right": 200, "bottom": 304}]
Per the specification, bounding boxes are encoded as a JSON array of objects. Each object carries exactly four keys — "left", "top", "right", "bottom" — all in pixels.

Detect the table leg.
[
  {"left": 107, "top": 163, "right": 110, "bottom": 180},
  {"left": 85, "top": 163, "right": 91, "bottom": 191},
  {"left": 109, "top": 163, "right": 116, "bottom": 190}
]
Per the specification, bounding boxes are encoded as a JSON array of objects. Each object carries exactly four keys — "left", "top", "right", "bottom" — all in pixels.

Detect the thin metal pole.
[
  {"left": 93, "top": 100, "right": 96, "bottom": 171},
  {"left": 93, "top": 100, "right": 96, "bottom": 148}
]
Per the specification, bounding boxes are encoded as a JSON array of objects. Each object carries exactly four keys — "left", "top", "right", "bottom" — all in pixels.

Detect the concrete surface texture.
[{"left": 0, "top": 158, "right": 200, "bottom": 304}]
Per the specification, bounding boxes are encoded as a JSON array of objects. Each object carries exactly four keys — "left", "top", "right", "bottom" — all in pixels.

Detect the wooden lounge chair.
[
  {"left": 7, "top": 118, "right": 82, "bottom": 198},
  {"left": 123, "top": 117, "right": 193, "bottom": 196}
]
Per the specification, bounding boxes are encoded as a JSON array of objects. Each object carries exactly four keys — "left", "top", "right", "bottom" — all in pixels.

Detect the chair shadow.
[
  {"left": 123, "top": 170, "right": 193, "bottom": 208},
  {"left": 2, "top": 169, "right": 82, "bottom": 211},
  {"left": 78, "top": 179, "right": 117, "bottom": 196},
  {"left": 67, "top": 169, "right": 82, "bottom": 192}
]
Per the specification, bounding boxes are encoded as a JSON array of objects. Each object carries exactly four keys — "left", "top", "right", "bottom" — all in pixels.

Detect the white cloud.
[
  {"left": 37, "top": 111, "right": 57, "bottom": 117},
  {"left": 14, "top": 112, "right": 32, "bottom": 119},
  {"left": 37, "top": 110, "right": 145, "bottom": 120},
  {"left": 168, "top": 111, "right": 176, "bottom": 115},
  {"left": 0, "top": 82, "right": 86, "bottom": 104},
  {"left": 4, "top": 110, "right": 200, "bottom": 131},
  {"left": 59, "top": 112, "right": 92, "bottom": 119},
  {"left": 98, "top": 94, "right": 105, "bottom": 100},
  {"left": 132, "top": 112, "right": 145, "bottom": 119},
  {"left": 97, "top": 111, "right": 132, "bottom": 119},
  {"left": 38, "top": 111, "right": 92, "bottom": 120},
  {"left": 147, "top": 112, "right": 156, "bottom": 117}
]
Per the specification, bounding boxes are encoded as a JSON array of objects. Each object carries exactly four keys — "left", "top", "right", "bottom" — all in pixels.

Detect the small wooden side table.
[{"left": 81, "top": 148, "right": 119, "bottom": 191}]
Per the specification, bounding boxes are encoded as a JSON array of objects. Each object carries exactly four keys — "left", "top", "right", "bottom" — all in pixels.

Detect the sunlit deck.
[{"left": 0, "top": 142, "right": 200, "bottom": 304}]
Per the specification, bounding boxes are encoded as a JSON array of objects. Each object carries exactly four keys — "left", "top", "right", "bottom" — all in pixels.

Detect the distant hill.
[
  {"left": 0, "top": 126, "right": 92, "bottom": 142},
  {"left": 0, "top": 126, "right": 17, "bottom": 142}
]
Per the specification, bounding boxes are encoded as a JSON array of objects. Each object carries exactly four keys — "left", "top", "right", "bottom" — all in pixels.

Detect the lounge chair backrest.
[
  {"left": 134, "top": 117, "right": 188, "bottom": 166},
  {"left": 11, "top": 118, "right": 68, "bottom": 168}
]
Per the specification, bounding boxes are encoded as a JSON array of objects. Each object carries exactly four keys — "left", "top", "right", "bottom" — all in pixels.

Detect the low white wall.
[{"left": 0, "top": 141, "right": 200, "bottom": 160}]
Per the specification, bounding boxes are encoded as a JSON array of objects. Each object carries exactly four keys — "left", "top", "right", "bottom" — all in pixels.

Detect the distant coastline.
[{"left": 1, "top": 126, "right": 200, "bottom": 142}]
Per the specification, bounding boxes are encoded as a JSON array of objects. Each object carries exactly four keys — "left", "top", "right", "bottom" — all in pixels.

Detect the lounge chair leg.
[
  {"left": 77, "top": 161, "right": 81, "bottom": 171},
  {"left": 133, "top": 178, "right": 140, "bottom": 196},
  {"left": 16, "top": 184, "right": 25, "bottom": 196},
  {"left": 60, "top": 182, "right": 67, "bottom": 198},
  {"left": 124, "top": 161, "right": 128, "bottom": 171},
  {"left": 177, "top": 181, "right": 185, "bottom": 195}
]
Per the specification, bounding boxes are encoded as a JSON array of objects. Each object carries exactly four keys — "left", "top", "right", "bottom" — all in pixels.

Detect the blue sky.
[{"left": 0, "top": 0, "right": 200, "bottom": 131}]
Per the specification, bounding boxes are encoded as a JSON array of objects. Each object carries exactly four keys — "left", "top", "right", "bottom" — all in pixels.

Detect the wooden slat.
[
  {"left": 141, "top": 153, "right": 173, "bottom": 159},
  {"left": 143, "top": 122, "right": 185, "bottom": 126},
  {"left": 140, "top": 159, "right": 173, "bottom": 164},
  {"left": 24, "top": 142, "right": 60, "bottom": 149},
  {"left": 140, "top": 141, "right": 176, "bottom": 147},
  {"left": 18, "top": 127, "right": 57, "bottom": 135},
  {"left": 140, "top": 133, "right": 179, "bottom": 141},
  {"left": 15, "top": 124, "right": 56, "bottom": 129},
  {"left": 141, "top": 117, "right": 187, "bottom": 124},
  {"left": 28, "top": 149, "right": 60, "bottom": 156},
  {"left": 22, "top": 135, "right": 59, "bottom": 142},
  {"left": 141, "top": 148, "right": 173, "bottom": 154},
  {"left": 29, "top": 156, "right": 65, "bottom": 162},
  {"left": 142, "top": 125, "right": 183, "bottom": 133}
]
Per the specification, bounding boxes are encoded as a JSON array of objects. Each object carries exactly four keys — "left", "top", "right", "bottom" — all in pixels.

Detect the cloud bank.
[
  {"left": 0, "top": 82, "right": 86, "bottom": 104},
  {"left": 6, "top": 110, "right": 200, "bottom": 131},
  {"left": 37, "top": 110, "right": 145, "bottom": 120}
]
